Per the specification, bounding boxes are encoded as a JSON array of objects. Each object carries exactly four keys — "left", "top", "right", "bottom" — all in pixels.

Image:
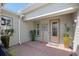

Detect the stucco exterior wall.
[
  {"left": 0, "top": 9, "right": 34, "bottom": 46},
  {"left": 37, "top": 14, "right": 74, "bottom": 43},
  {"left": 59, "top": 14, "right": 74, "bottom": 43},
  {"left": 0, "top": 10, "right": 19, "bottom": 46},
  {"left": 20, "top": 20, "right": 34, "bottom": 43}
]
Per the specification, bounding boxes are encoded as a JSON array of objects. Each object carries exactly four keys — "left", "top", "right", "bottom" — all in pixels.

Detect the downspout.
[
  {"left": 18, "top": 15, "right": 25, "bottom": 45},
  {"left": 18, "top": 15, "right": 21, "bottom": 45}
]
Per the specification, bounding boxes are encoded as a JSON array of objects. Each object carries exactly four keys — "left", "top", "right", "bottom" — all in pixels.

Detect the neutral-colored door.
[
  {"left": 41, "top": 22, "right": 48, "bottom": 42},
  {"left": 51, "top": 19, "right": 60, "bottom": 43}
]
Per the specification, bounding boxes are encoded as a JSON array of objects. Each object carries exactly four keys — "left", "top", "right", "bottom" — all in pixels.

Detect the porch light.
[
  {"left": 20, "top": 15, "right": 25, "bottom": 20},
  {"left": 74, "top": 19, "right": 77, "bottom": 23}
]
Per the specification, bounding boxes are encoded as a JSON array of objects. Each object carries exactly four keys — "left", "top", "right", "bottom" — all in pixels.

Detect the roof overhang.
[
  {"left": 24, "top": 6, "right": 78, "bottom": 21},
  {"left": 21, "top": 3, "right": 49, "bottom": 14}
]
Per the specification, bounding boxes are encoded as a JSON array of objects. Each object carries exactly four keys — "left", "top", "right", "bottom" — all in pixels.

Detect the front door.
[{"left": 51, "top": 19, "right": 60, "bottom": 43}]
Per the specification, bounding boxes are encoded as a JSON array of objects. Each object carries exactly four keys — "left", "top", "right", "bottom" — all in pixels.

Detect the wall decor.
[
  {"left": 0, "top": 15, "right": 13, "bottom": 26},
  {"left": 0, "top": 15, "right": 13, "bottom": 29}
]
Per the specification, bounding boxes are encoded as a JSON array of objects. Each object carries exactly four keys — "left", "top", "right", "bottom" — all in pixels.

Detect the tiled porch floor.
[
  {"left": 47, "top": 42, "right": 73, "bottom": 52},
  {"left": 9, "top": 41, "right": 73, "bottom": 56}
]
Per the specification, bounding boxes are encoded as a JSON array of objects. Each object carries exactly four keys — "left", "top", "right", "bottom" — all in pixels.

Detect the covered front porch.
[
  {"left": 20, "top": 3, "right": 79, "bottom": 52},
  {"left": 26, "top": 12, "right": 76, "bottom": 52}
]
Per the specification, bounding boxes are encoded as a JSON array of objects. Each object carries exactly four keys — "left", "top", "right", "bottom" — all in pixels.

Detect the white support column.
[
  {"left": 73, "top": 40, "right": 78, "bottom": 52},
  {"left": 73, "top": 8, "right": 79, "bottom": 52},
  {"left": 48, "top": 20, "right": 50, "bottom": 42}
]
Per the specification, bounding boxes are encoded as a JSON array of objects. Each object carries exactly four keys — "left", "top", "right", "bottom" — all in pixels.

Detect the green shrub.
[{"left": 30, "top": 30, "right": 36, "bottom": 41}]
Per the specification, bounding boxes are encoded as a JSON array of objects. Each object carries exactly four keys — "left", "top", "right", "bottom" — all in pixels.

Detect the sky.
[{"left": 4, "top": 3, "right": 30, "bottom": 12}]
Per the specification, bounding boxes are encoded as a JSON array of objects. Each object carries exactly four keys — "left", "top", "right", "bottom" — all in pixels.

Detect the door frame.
[{"left": 50, "top": 19, "right": 60, "bottom": 44}]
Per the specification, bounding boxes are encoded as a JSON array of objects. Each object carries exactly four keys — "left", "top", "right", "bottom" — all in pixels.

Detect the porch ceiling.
[
  {"left": 24, "top": 7, "right": 77, "bottom": 21},
  {"left": 21, "top": 3, "right": 48, "bottom": 14}
]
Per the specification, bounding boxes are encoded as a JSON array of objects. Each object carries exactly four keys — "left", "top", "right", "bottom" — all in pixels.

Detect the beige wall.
[
  {"left": 36, "top": 13, "right": 74, "bottom": 43},
  {"left": 59, "top": 14, "right": 74, "bottom": 43},
  {"left": 0, "top": 9, "right": 19, "bottom": 46},
  {"left": 20, "top": 20, "right": 34, "bottom": 43},
  {"left": 0, "top": 9, "right": 34, "bottom": 46}
]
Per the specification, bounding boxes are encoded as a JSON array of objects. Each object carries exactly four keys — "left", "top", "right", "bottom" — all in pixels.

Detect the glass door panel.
[{"left": 51, "top": 20, "right": 60, "bottom": 43}]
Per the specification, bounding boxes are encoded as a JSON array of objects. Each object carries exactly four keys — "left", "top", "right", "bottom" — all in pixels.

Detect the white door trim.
[{"left": 50, "top": 19, "right": 60, "bottom": 43}]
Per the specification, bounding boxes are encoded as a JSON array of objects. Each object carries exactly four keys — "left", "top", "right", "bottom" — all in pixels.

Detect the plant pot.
[
  {"left": 64, "top": 37, "right": 71, "bottom": 48},
  {"left": 1, "top": 36, "right": 10, "bottom": 48}
]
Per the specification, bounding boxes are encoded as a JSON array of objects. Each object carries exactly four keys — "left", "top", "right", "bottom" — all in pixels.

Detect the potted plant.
[
  {"left": 64, "top": 33, "right": 71, "bottom": 48},
  {"left": 30, "top": 30, "right": 36, "bottom": 41},
  {"left": 1, "top": 28, "right": 14, "bottom": 48},
  {"left": 63, "top": 26, "right": 72, "bottom": 48}
]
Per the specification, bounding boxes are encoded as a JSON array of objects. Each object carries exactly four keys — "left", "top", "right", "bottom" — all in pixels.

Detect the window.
[
  {"left": 52, "top": 22, "right": 57, "bottom": 36},
  {"left": 36, "top": 24, "right": 40, "bottom": 36}
]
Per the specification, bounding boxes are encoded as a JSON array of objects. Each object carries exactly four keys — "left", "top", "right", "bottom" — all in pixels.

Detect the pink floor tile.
[{"left": 9, "top": 41, "right": 73, "bottom": 56}]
